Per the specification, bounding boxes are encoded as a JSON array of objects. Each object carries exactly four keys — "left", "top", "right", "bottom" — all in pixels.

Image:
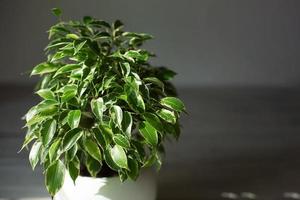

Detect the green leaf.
[
  {"left": 61, "top": 85, "right": 77, "bottom": 102},
  {"left": 45, "top": 160, "right": 65, "bottom": 196},
  {"left": 62, "top": 128, "right": 83, "bottom": 152},
  {"left": 31, "top": 62, "right": 58, "bottom": 75},
  {"left": 36, "top": 100, "right": 58, "bottom": 116},
  {"left": 163, "top": 121, "right": 180, "bottom": 139},
  {"left": 74, "top": 40, "right": 86, "bottom": 54},
  {"left": 70, "top": 68, "right": 83, "bottom": 80},
  {"left": 122, "top": 32, "right": 153, "bottom": 40},
  {"left": 93, "top": 125, "right": 113, "bottom": 147},
  {"left": 37, "top": 99, "right": 58, "bottom": 107},
  {"left": 50, "top": 26, "right": 69, "bottom": 36},
  {"left": 61, "top": 84, "right": 78, "bottom": 93},
  {"left": 139, "top": 121, "right": 158, "bottom": 146},
  {"left": 86, "top": 155, "right": 102, "bottom": 177},
  {"left": 113, "top": 134, "right": 130, "bottom": 149},
  {"left": 46, "top": 42, "right": 69, "bottom": 50},
  {"left": 39, "top": 146, "right": 48, "bottom": 164},
  {"left": 66, "top": 143, "right": 78, "bottom": 161},
  {"left": 120, "top": 62, "right": 130, "bottom": 77},
  {"left": 99, "top": 124, "right": 113, "bottom": 140},
  {"left": 113, "top": 20, "right": 124, "bottom": 30},
  {"left": 49, "top": 139, "right": 61, "bottom": 162},
  {"left": 54, "top": 64, "right": 81, "bottom": 77},
  {"left": 126, "top": 88, "right": 145, "bottom": 112},
  {"left": 68, "top": 156, "right": 80, "bottom": 183},
  {"left": 101, "top": 75, "right": 116, "bottom": 90},
  {"left": 93, "top": 128, "right": 106, "bottom": 148},
  {"left": 50, "top": 52, "right": 66, "bottom": 62},
  {"left": 136, "top": 93, "right": 146, "bottom": 111},
  {"left": 143, "top": 77, "right": 164, "bottom": 89},
  {"left": 41, "top": 119, "right": 57, "bottom": 146},
  {"left": 121, "top": 111, "right": 132, "bottom": 137},
  {"left": 29, "top": 141, "right": 42, "bottom": 170},
  {"left": 143, "top": 112, "right": 163, "bottom": 132},
  {"left": 91, "top": 97, "right": 105, "bottom": 121},
  {"left": 67, "top": 110, "right": 81, "bottom": 129},
  {"left": 85, "top": 66, "right": 96, "bottom": 83},
  {"left": 59, "top": 42, "right": 74, "bottom": 50},
  {"left": 131, "top": 72, "right": 142, "bottom": 85},
  {"left": 110, "top": 145, "right": 128, "bottom": 169},
  {"left": 61, "top": 91, "right": 77, "bottom": 103},
  {"left": 124, "top": 50, "right": 148, "bottom": 62},
  {"left": 26, "top": 115, "right": 47, "bottom": 126},
  {"left": 104, "top": 148, "right": 120, "bottom": 171},
  {"left": 19, "top": 129, "right": 37, "bottom": 152},
  {"left": 84, "top": 138, "right": 102, "bottom": 162},
  {"left": 143, "top": 151, "right": 161, "bottom": 170},
  {"left": 36, "top": 89, "right": 56, "bottom": 101},
  {"left": 90, "top": 20, "right": 111, "bottom": 28},
  {"left": 111, "top": 105, "right": 123, "bottom": 128},
  {"left": 83, "top": 16, "right": 93, "bottom": 24},
  {"left": 25, "top": 107, "right": 38, "bottom": 122},
  {"left": 118, "top": 169, "right": 128, "bottom": 182},
  {"left": 158, "top": 67, "right": 177, "bottom": 80},
  {"left": 156, "top": 108, "right": 176, "bottom": 124},
  {"left": 40, "top": 74, "right": 52, "bottom": 89},
  {"left": 127, "top": 157, "right": 139, "bottom": 180},
  {"left": 52, "top": 8, "right": 62, "bottom": 17},
  {"left": 140, "top": 84, "right": 150, "bottom": 99},
  {"left": 94, "top": 32, "right": 111, "bottom": 40},
  {"left": 160, "top": 97, "right": 185, "bottom": 112},
  {"left": 66, "top": 33, "right": 80, "bottom": 40}
]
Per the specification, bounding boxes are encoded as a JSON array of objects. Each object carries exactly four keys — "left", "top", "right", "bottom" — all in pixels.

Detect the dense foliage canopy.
[{"left": 22, "top": 8, "right": 185, "bottom": 196}]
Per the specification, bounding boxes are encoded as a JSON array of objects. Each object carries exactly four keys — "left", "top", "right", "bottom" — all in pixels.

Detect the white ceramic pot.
[{"left": 54, "top": 170, "right": 157, "bottom": 200}]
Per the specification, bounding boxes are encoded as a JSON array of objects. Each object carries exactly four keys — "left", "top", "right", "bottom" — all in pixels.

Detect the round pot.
[{"left": 54, "top": 170, "right": 157, "bottom": 200}]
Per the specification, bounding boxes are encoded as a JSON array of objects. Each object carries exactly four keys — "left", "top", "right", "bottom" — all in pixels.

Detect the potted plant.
[{"left": 21, "top": 8, "right": 185, "bottom": 200}]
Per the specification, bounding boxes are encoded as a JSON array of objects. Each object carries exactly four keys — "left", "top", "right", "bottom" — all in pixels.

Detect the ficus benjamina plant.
[{"left": 21, "top": 8, "right": 186, "bottom": 196}]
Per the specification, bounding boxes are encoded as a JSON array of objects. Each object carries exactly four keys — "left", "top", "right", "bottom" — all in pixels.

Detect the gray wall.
[{"left": 1, "top": 0, "right": 300, "bottom": 87}]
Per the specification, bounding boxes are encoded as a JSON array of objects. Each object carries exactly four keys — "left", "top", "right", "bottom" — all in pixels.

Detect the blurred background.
[{"left": 1, "top": 0, "right": 300, "bottom": 199}]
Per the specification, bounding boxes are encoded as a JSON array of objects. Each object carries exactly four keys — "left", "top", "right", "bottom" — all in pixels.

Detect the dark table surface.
[{"left": 1, "top": 85, "right": 300, "bottom": 200}]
